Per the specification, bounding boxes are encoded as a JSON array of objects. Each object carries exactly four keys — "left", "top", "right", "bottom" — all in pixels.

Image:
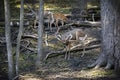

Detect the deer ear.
[
  {"left": 48, "top": 11, "right": 51, "bottom": 14},
  {"left": 48, "top": 11, "right": 53, "bottom": 15},
  {"left": 66, "top": 34, "right": 72, "bottom": 40},
  {"left": 56, "top": 35, "right": 62, "bottom": 41}
]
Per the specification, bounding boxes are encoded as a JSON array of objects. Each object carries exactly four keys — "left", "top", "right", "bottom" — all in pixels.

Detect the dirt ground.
[
  {"left": 19, "top": 48, "right": 119, "bottom": 80},
  {"left": 17, "top": 27, "right": 120, "bottom": 80},
  {"left": 1, "top": 26, "right": 119, "bottom": 80}
]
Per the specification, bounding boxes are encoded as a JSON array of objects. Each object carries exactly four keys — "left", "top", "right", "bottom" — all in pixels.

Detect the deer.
[
  {"left": 47, "top": 12, "right": 68, "bottom": 32},
  {"left": 55, "top": 28, "right": 87, "bottom": 60}
]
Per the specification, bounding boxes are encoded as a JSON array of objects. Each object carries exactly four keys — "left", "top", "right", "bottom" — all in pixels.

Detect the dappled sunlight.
[
  {"left": 19, "top": 73, "right": 43, "bottom": 80},
  {"left": 80, "top": 69, "right": 114, "bottom": 78},
  {"left": 46, "top": 68, "right": 114, "bottom": 79},
  {"left": 2, "top": 0, "right": 120, "bottom": 80},
  {"left": 15, "top": 4, "right": 20, "bottom": 8},
  {"left": 85, "top": 21, "right": 101, "bottom": 25},
  {"left": 46, "top": 43, "right": 63, "bottom": 50},
  {"left": 87, "top": 4, "right": 98, "bottom": 9},
  {"left": 19, "top": 68, "right": 115, "bottom": 80},
  {"left": 44, "top": 3, "right": 58, "bottom": 10},
  {"left": 15, "top": 4, "right": 26, "bottom": 8},
  {"left": 87, "top": 0, "right": 100, "bottom": 9}
]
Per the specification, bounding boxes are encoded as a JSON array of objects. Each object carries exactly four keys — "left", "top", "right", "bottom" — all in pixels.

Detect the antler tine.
[{"left": 66, "top": 34, "right": 73, "bottom": 41}]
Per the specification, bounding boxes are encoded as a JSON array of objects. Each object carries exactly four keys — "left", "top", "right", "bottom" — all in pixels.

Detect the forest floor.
[
  {"left": 0, "top": 22, "right": 120, "bottom": 80},
  {"left": 18, "top": 27, "right": 120, "bottom": 80},
  {"left": 19, "top": 48, "right": 119, "bottom": 80},
  {"left": 1, "top": 1, "right": 120, "bottom": 80}
]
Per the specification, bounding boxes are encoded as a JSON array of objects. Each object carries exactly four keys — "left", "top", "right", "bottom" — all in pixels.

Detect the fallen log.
[
  {"left": 57, "top": 21, "right": 101, "bottom": 32},
  {"left": 44, "top": 44, "right": 100, "bottom": 60},
  {"left": 72, "top": 21, "right": 101, "bottom": 27}
]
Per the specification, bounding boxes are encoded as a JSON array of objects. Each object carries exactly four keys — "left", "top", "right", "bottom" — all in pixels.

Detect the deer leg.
[
  {"left": 56, "top": 20, "right": 59, "bottom": 27},
  {"left": 67, "top": 44, "right": 71, "bottom": 60},
  {"left": 92, "top": 14, "right": 95, "bottom": 22},
  {"left": 76, "top": 31, "right": 80, "bottom": 42},
  {"left": 65, "top": 45, "right": 71, "bottom": 60},
  {"left": 34, "top": 19, "right": 37, "bottom": 28},
  {"left": 50, "top": 22, "right": 52, "bottom": 32},
  {"left": 65, "top": 47, "right": 68, "bottom": 60},
  {"left": 81, "top": 43, "right": 85, "bottom": 57},
  {"left": 79, "top": 34, "right": 87, "bottom": 57},
  {"left": 56, "top": 27, "right": 60, "bottom": 33},
  {"left": 45, "top": 32, "right": 49, "bottom": 46},
  {"left": 56, "top": 20, "right": 59, "bottom": 31},
  {"left": 67, "top": 48, "right": 71, "bottom": 60},
  {"left": 47, "top": 21, "right": 50, "bottom": 30},
  {"left": 61, "top": 20, "right": 64, "bottom": 27}
]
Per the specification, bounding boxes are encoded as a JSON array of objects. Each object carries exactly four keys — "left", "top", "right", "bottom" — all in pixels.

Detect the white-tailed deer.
[
  {"left": 56, "top": 29, "right": 87, "bottom": 60},
  {"left": 47, "top": 12, "right": 68, "bottom": 32}
]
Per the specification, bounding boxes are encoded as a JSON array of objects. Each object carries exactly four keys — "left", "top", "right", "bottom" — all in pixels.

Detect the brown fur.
[
  {"left": 48, "top": 12, "right": 68, "bottom": 32},
  {"left": 53, "top": 13, "right": 68, "bottom": 27}
]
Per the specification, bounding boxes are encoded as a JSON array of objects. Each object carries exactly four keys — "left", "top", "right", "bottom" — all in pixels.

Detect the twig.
[{"left": 72, "top": 21, "right": 101, "bottom": 27}]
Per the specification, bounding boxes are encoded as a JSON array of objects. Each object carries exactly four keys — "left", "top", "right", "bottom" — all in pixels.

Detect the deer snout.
[{"left": 62, "top": 41, "right": 70, "bottom": 48}]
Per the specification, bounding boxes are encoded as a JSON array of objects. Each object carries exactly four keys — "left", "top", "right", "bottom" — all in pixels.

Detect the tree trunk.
[
  {"left": 4, "top": 0, "right": 14, "bottom": 79},
  {"left": 36, "top": 0, "right": 44, "bottom": 68},
  {"left": 113, "top": 0, "right": 120, "bottom": 74},
  {"left": 16, "top": 0, "right": 24, "bottom": 75},
  {"left": 90, "top": 0, "right": 120, "bottom": 72}
]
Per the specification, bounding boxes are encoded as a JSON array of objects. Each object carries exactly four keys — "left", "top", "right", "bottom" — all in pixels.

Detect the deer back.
[
  {"left": 56, "top": 29, "right": 86, "bottom": 42},
  {"left": 53, "top": 13, "right": 68, "bottom": 22}
]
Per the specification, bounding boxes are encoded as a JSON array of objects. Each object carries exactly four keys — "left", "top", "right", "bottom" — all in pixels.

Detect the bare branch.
[{"left": 44, "top": 44, "right": 100, "bottom": 60}]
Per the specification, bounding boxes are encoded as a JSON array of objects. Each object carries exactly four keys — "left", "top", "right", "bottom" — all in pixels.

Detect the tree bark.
[
  {"left": 90, "top": 0, "right": 120, "bottom": 72},
  {"left": 4, "top": 0, "right": 14, "bottom": 79},
  {"left": 16, "top": 0, "right": 24, "bottom": 75},
  {"left": 113, "top": 0, "right": 120, "bottom": 73},
  {"left": 36, "top": 0, "right": 44, "bottom": 68}
]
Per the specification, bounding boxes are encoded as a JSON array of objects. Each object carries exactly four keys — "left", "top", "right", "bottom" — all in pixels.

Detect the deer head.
[{"left": 56, "top": 34, "right": 73, "bottom": 46}]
